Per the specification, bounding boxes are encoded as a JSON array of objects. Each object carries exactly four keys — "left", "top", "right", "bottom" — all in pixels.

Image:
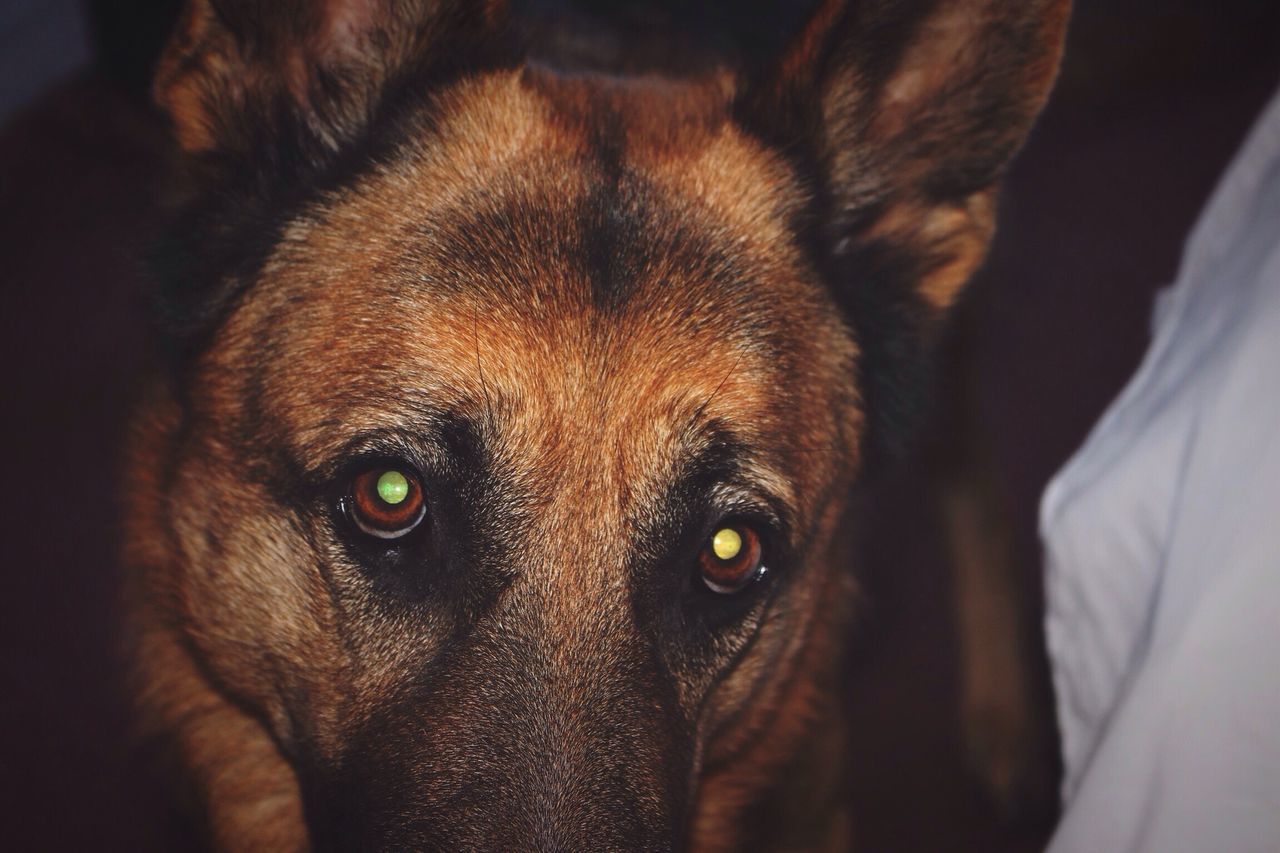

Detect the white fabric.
[{"left": 1040, "top": 86, "right": 1280, "bottom": 853}]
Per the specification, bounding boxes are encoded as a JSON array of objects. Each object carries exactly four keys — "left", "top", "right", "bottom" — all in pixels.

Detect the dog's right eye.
[
  {"left": 698, "top": 523, "right": 766, "bottom": 594},
  {"left": 343, "top": 467, "right": 427, "bottom": 540}
]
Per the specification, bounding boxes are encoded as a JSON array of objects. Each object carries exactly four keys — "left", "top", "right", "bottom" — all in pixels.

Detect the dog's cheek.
[
  {"left": 166, "top": 453, "right": 349, "bottom": 753},
  {"left": 697, "top": 474, "right": 854, "bottom": 753}
]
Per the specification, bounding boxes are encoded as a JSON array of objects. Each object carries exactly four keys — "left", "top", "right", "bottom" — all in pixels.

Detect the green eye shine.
[
  {"left": 349, "top": 467, "right": 425, "bottom": 539},
  {"left": 376, "top": 470, "right": 410, "bottom": 505}
]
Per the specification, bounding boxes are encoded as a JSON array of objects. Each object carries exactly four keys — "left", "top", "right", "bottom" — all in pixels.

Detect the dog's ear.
[
  {"left": 740, "top": 0, "right": 1069, "bottom": 310},
  {"left": 155, "top": 0, "right": 511, "bottom": 158},
  {"left": 149, "top": 0, "right": 512, "bottom": 356},
  {"left": 737, "top": 0, "right": 1069, "bottom": 460}
]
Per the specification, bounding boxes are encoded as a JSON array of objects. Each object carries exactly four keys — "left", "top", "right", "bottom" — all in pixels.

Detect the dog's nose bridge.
[
  {"left": 513, "top": 474, "right": 635, "bottom": 592},
  {"left": 366, "top": 591, "right": 688, "bottom": 849}
]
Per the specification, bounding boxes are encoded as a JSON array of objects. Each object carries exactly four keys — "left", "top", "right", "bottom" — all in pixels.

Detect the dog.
[{"left": 122, "top": 0, "right": 1069, "bottom": 848}]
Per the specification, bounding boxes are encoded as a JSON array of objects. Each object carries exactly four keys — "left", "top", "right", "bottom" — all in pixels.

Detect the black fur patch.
[{"left": 829, "top": 238, "right": 941, "bottom": 473}]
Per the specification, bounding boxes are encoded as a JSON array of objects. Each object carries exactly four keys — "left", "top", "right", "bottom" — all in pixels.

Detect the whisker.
[{"left": 691, "top": 351, "right": 746, "bottom": 425}]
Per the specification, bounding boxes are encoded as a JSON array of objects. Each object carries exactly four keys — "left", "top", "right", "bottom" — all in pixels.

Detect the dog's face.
[
  {"left": 168, "top": 71, "right": 861, "bottom": 847},
  {"left": 133, "top": 0, "right": 1067, "bottom": 847}
]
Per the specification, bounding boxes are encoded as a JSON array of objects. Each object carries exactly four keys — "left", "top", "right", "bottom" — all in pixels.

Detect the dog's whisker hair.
[{"left": 691, "top": 351, "right": 746, "bottom": 426}]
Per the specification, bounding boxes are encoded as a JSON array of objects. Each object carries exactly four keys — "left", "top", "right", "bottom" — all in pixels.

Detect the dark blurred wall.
[
  {"left": 86, "top": 0, "right": 182, "bottom": 92},
  {"left": 0, "top": 0, "right": 91, "bottom": 121}
]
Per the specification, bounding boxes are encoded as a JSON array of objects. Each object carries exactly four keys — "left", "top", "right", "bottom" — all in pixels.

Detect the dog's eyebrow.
[
  {"left": 670, "top": 419, "right": 796, "bottom": 530},
  {"left": 675, "top": 422, "right": 746, "bottom": 487},
  {"left": 292, "top": 405, "right": 484, "bottom": 485}
]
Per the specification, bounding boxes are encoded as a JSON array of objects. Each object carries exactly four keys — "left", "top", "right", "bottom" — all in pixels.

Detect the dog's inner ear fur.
[
  {"left": 155, "top": 0, "right": 510, "bottom": 156},
  {"left": 739, "top": 0, "right": 1070, "bottom": 312},
  {"left": 729, "top": 0, "right": 1068, "bottom": 464}
]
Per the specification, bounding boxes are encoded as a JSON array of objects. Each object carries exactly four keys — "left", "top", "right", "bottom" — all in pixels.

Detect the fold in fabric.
[{"left": 1041, "top": 86, "right": 1280, "bottom": 853}]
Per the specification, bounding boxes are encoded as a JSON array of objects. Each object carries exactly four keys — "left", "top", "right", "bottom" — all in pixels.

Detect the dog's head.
[{"left": 135, "top": 0, "right": 1067, "bottom": 847}]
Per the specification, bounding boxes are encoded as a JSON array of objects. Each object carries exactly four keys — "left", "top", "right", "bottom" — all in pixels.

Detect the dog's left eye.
[
  {"left": 698, "top": 523, "right": 766, "bottom": 594},
  {"left": 344, "top": 467, "right": 426, "bottom": 540}
]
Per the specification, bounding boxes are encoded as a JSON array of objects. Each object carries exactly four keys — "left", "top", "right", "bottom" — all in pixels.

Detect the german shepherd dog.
[{"left": 123, "top": 0, "right": 1069, "bottom": 848}]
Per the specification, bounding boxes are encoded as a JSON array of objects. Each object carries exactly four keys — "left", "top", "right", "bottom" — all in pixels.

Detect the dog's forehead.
[
  {"left": 285, "top": 68, "right": 811, "bottom": 302},
  {"left": 211, "top": 69, "right": 855, "bottom": 481}
]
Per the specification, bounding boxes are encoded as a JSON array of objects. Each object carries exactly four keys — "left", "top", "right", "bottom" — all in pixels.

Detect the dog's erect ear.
[
  {"left": 737, "top": 0, "right": 1068, "bottom": 463},
  {"left": 739, "top": 0, "right": 1070, "bottom": 311},
  {"left": 155, "top": 0, "right": 511, "bottom": 157},
  {"left": 149, "top": 0, "right": 512, "bottom": 359}
]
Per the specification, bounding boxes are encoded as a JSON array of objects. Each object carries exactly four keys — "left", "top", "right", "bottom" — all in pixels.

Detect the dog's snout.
[{"left": 303, "top": 618, "right": 691, "bottom": 851}]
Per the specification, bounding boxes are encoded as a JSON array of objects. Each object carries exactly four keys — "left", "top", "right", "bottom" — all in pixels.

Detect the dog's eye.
[
  {"left": 698, "top": 523, "right": 765, "bottom": 594},
  {"left": 345, "top": 467, "right": 426, "bottom": 539}
]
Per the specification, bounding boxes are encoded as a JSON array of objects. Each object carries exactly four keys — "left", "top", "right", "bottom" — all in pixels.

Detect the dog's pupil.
[
  {"left": 376, "top": 470, "right": 410, "bottom": 506},
  {"left": 711, "top": 528, "right": 742, "bottom": 561}
]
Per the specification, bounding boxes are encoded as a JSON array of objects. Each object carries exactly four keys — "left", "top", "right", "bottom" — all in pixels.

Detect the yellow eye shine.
[
  {"left": 700, "top": 523, "right": 765, "bottom": 595},
  {"left": 711, "top": 527, "right": 743, "bottom": 561}
]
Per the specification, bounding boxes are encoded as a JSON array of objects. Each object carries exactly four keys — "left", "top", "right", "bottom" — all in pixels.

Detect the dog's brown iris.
[
  {"left": 699, "top": 524, "right": 764, "bottom": 594},
  {"left": 348, "top": 467, "right": 426, "bottom": 539}
]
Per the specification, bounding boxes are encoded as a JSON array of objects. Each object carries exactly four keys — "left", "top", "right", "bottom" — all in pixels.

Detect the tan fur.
[
  {"left": 128, "top": 1, "right": 1070, "bottom": 848},
  {"left": 129, "top": 69, "right": 862, "bottom": 847}
]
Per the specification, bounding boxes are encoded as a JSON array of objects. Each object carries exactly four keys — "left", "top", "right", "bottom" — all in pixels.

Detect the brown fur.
[{"left": 125, "top": 0, "right": 1069, "bottom": 848}]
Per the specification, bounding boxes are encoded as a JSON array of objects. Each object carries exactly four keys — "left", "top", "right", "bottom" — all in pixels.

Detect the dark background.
[{"left": 1, "top": 1, "right": 1277, "bottom": 850}]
